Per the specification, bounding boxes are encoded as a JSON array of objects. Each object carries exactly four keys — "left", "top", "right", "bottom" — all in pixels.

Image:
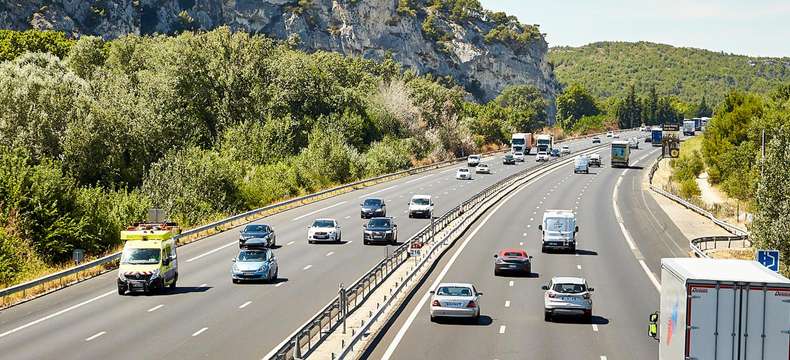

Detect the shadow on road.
[
  {"left": 234, "top": 277, "right": 289, "bottom": 286},
  {"left": 574, "top": 249, "right": 598, "bottom": 256},
  {"left": 156, "top": 286, "right": 212, "bottom": 295},
  {"left": 551, "top": 315, "right": 610, "bottom": 325},
  {"left": 310, "top": 240, "right": 349, "bottom": 245},
  {"left": 496, "top": 271, "right": 540, "bottom": 279},
  {"left": 432, "top": 315, "right": 493, "bottom": 326}
]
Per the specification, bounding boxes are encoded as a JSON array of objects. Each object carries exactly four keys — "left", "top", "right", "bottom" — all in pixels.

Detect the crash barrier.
[
  {"left": 267, "top": 143, "right": 613, "bottom": 359},
  {"left": 0, "top": 129, "right": 630, "bottom": 307},
  {"left": 646, "top": 155, "right": 750, "bottom": 258}
]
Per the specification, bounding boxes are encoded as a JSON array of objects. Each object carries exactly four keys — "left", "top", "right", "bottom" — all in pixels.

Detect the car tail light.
[
  {"left": 432, "top": 300, "right": 440, "bottom": 307},
  {"left": 466, "top": 301, "right": 477, "bottom": 308}
]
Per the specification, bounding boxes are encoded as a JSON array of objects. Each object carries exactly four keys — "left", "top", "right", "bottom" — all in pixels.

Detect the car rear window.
[
  {"left": 503, "top": 251, "right": 524, "bottom": 257},
  {"left": 238, "top": 250, "right": 268, "bottom": 262},
  {"left": 368, "top": 218, "right": 391, "bottom": 227},
  {"left": 313, "top": 220, "right": 335, "bottom": 228},
  {"left": 552, "top": 283, "right": 586, "bottom": 293},
  {"left": 437, "top": 286, "right": 472, "bottom": 296},
  {"left": 458, "top": 168, "right": 469, "bottom": 172}
]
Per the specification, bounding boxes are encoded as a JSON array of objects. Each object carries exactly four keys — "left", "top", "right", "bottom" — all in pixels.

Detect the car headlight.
[
  {"left": 258, "top": 264, "right": 268, "bottom": 273},
  {"left": 150, "top": 269, "right": 161, "bottom": 279},
  {"left": 118, "top": 272, "right": 127, "bottom": 281},
  {"left": 232, "top": 263, "right": 239, "bottom": 272}
]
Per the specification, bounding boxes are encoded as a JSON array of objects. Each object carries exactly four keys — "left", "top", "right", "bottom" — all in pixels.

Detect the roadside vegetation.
[{"left": 0, "top": 28, "right": 550, "bottom": 287}]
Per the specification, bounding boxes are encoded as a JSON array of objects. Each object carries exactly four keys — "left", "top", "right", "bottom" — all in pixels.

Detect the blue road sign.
[{"left": 757, "top": 249, "right": 780, "bottom": 272}]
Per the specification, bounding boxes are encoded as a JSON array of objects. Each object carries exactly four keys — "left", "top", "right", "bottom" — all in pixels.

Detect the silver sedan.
[{"left": 429, "top": 282, "right": 482, "bottom": 322}]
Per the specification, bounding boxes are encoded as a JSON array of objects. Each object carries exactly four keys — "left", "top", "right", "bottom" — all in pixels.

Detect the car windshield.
[
  {"left": 458, "top": 168, "right": 469, "bottom": 172},
  {"left": 469, "top": 155, "right": 480, "bottom": 160},
  {"left": 244, "top": 225, "right": 267, "bottom": 233},
  {"left": 312, "top": 220, "right": 335, "bottom": 228},
  {"left": 238, "top": 250, "right": 268, "bottom": 262},
  {"left": 121, "top": 248, "right": 161, "bottom": 265},
  {"left": 363, "top": 199, "right": 382, "bottom": 206},
  {"left": 478, "top": 164, "right": 487, "bottom": 168},
  {"left": 514, "top": 152, "right": 523, "bottom": 156},
  {"left": 368, "top": 219, "right": 391, "bottom": 227},
  {"left": 545, "top": 218, "right": 573, "bottom": 232},
  {"left": 437, "top": 286, "right": 473, "bottom": 296},
  {"left": 412, "top": 198, "right": 430, "bottom": 205},
  {"left": 552, "top": 283, "right": 587, "bottom": 294},
  {"left": 503, "top": 251, "right": 524, "bottom": 257}
]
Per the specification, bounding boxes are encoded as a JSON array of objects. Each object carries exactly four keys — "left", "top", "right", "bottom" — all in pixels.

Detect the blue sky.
[{"left": 479, "top": 0, "right": 790, "bottom": 57}]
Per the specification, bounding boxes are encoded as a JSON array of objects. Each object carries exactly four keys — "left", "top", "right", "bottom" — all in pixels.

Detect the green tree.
[
  {"left": 751, "top": 128, "right": 790, "bottom": 275},
  {"left": 555, "top": 83, "right": 600, "bottom": 130},
  {"left": 694, "top": 95, "right": 713, "bottom": 117},
  {"left": 0, "top": 29, "right": 74, "bottom": 61},
  {"left": 494, "top": 84, "right": 547, "bottom": 131},
  {"left": 616, "top": 85, "right": 642, "bottom": 129},
  {"left": 641, "top": 85, "right": 659, "bottom": 125}
]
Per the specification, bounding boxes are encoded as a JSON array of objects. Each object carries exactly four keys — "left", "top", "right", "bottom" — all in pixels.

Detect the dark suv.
[
  {"left": 239, "top": 224, "right": 276, "bottom": 248},
  {"left": 363, "top": 217, "right": 398, "bottom": 245},
  {"left": 360, "top": 198, "right": 386, "bottom": 219}
]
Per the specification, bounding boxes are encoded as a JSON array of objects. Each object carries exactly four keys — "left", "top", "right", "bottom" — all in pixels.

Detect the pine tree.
[
  {"left": 617, "top": 85, "right": 642, "bottom": 128},
  {"left": 751, "top": 128, "right": 790, "bottom": 275},
  {"left": 695, "top": 95, "right": 713, "bottom": 117},
  {"left": 641, "top": 85, "right": 659, "bottom": 125}
]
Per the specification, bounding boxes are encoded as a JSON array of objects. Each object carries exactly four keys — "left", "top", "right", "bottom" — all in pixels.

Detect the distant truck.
[
  {"left": 682, "top": 120, "right": 695, "bottom": 136},
  {"left": 610, "top": 140, "right": 630, "bottom": 167},
  {"left": 511, "top": 133, "right": 533, "bottom": 155},
  {"left": 649, "top": 258, "right": 790, "bottom": 360},
  {"left": 536, "top": 134, "right": 553, "bottom": 154},
  {"left": 651, "top": 127, "right": 663, "bottom": 147},
  {"left": 699, "top": 117, "right": 710, "bottom": 131}
]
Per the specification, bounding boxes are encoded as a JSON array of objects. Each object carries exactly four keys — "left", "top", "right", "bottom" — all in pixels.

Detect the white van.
[
  {"left": 408, "top": 195, "right": 433, "bottom": 218},
  {"left": 539, "top": 210, "right": 578, "bottom": 253}
]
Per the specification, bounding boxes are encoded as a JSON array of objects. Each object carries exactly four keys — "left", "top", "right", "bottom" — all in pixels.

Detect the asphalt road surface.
[
  {"left": 0, "top": 132, "right": 639, "bottom": 360},
  {"left": 364, "top": 140, "right": 690, "bottom": 360}
]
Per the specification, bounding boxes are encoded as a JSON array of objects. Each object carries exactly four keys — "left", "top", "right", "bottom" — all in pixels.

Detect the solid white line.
[
  {"left": 192, "top": 327, "right": 208, "bottom": 337},
  {"left": 504, "top": 300, "right": 510, "bottom": 308},
  {"left": 147, "top": 304, "right": 164, "bottom": 313},
  {"left": 326, "top": 251, "right": 334, "bottom": 257},
  {"left": 640, "top": 260, "right": 661, "bottom": 291},
  {"left": 293, "top": 201, "right": 348, "bottom": 221},
  {"left": 287, "top": 241, "right": 295, "bottom": 246},
  {"left": 358, "top": 186, "right": 397, "bottom": 199},
  {"left": 498, "top": 325, "right": 506, "bottom": 334},
  {"left": 303, "top": 265, "right": 312, "bottom": 271},
  {"left": 239, "top": 301, "right": 252, "bottom": 309},
  {"left": 186, "top": 241, "right": 236, "bottom": 262},
  {"left": 592, "top": 324, "right": 599, "bottom": 332},
  {"left": 508, "top": 281, "right": 514, "bottom": 287},
  {"left": 85, "top": 331, "right": 106, "bottom": 341},
  {"left": 0, "top": 290, "right": 115, "bottom": 339},
  {"left": 404, "top": 174, "right": 433, "bottom": 184}
]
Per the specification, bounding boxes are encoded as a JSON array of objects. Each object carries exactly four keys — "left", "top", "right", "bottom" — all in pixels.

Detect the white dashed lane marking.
[
  {"left": 239, "top": 301, "right": 252, "bottom": 309},
  {"left": 504, "top": 300, "right": 511, "bottom": 308},
  {"left": 508, "top": 281, "right": 514, "bottom": 287},
  {"left": 303, "top": 265, "right": 312, "bottom": 271},
  {"left": 85, "top": 331, "right": 106, "bottom": 342},
  {"left": 147, "top": 304, "right": 164, "bottom": 313},
  {"left": 498, "top": 325, "right": 506, "bottom": 334},
  {"left": 192, "top": 327, "right": 208, "bottom": 337}
]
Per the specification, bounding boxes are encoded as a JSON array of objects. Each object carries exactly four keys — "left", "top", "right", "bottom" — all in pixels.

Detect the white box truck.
[{"left": 648, "top": 258, "right": 790, "bottom": 360}]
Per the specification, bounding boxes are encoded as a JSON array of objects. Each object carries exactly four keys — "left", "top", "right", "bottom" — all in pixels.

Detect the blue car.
[
  {"left": 231, "top": 246, "right": 278, "bottom": 283},
  {"left": 550, "top": 148, "right": 561, "bottom": 157}
]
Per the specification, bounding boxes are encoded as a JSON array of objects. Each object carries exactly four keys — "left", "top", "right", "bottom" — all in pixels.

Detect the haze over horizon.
[{"left": 480, "top": 0, "right": 790, "bottom": 58}]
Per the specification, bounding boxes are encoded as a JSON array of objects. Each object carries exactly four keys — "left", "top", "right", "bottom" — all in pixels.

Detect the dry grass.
[{"left": 707, "top": 248, "right": 755, "bottom": 260}]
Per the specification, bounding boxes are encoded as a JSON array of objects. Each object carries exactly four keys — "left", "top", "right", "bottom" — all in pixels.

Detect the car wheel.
[
  {"left": 570, "top": 244, "right": 577, "bottom": 253},
  {"left": 232, "top": 279, "right": 239, "bottom": 284},
  {"left": 364, "top": 239, "right": 369, "bottom": 245},
  {"left": 309, "top": 240, "right": 314, "bottom": 244},
  {"left": 117, "top": 285, "right": 126, "bottom": 295},
  {"left": 544, "top": 310, "right": 552, "bottom": 322},
  {"left": 584, "top": 312, "right": 593, "bottom": 323},
  {"left": 494, "top": 269, "right": 500, "bottom": 276},
  {"left": 541, "top": 246, "right": 547, "bottom": 253},
  {"left": 170, "top": 273, "right": 177, "bottom": 289},
  {"left": 430, "top": 315, "right": 437, "bottom": 323}
]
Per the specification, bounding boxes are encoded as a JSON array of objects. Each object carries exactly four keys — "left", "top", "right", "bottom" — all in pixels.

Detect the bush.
[
  {"left": 239, "top": 161, "right": 301, "bottom": 209},
  {"left": 293, "top": 129, "right": 364, "bottom": 191},
  {"left": 678, "top": 178, "right": 701, "bottom": 199},
  {"left": 363, "top": 138, "right": 416, "bottom": 176},
  {"left": 671, "top": 150, "right": 704, "bottom": 182},
  {"left": 0, "top": 30, "right": 74, "bottom": 61},
  {"left": 220, "top": 117, "right": 297, "bottom": 165},
  {"left": 141, "top": 147, "right": 244, "bottom": 225}
]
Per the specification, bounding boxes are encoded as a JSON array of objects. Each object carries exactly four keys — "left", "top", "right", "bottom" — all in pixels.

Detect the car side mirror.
[
  {"left": 588, "top": 287, "right": 594, "bottom": 292},
  {"left": 493, "top": 254, "right": 498, "bottom": 258},
  {"left": 541, "top": 285, "right": 549, "bottom": 290},
  {"left": 538, "top": 224, "right": 542, "bottom": 231},
  {"left": 429, "top": 290, "right": 435, "bottom": 295},
  {"left": 476, "top": 292, "right": 483, "bottom": 296},
  {"left": 232, "top": 258, "right": 236, "bottom": 262},
  {"left": 162, "top": 258, "right": 170, "bottom": 266},
  {"left": 359, "top": 203, "right": 363, "bottom": 206},
  {"left": 362, "top": 224, "right": 367, "bottom": 229},
  {"left": 575, "top": 226, "right": 579, "bottom": 233},
  {"left": 529, "top": 256, "right": 533, "bottom": 259}
]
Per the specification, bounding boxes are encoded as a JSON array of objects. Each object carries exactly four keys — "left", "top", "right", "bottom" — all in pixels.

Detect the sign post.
[{"left": 757, "top": 249, "right": 780, "bottom": 272}]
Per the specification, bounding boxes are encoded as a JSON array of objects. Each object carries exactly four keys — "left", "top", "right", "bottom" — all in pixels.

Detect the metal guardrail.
[
  {"left": 0, "top": 129, "right": 618, "bottom": 304},
  {"left": 267, "top": 135, "right": 621, "bottom": 359},
  {"left": 646, "top": 155, "right": 751, "bottom": 258}
]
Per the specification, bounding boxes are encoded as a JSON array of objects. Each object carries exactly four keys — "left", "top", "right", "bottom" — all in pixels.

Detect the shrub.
[
  {"left": 678, "top": 178, "right": 701, "bottom": 199},
  {"left": 363, "top": 138, "right": 416, "bottom": 176},
  {"left": 238, "top": 161, "right": 301, "bottom": 209},
  {"left": 671, "top": 150, "right": 704, "bottom": 182},
  {"left": 293, "top": 129, "right": 364, "bottom": 191}
]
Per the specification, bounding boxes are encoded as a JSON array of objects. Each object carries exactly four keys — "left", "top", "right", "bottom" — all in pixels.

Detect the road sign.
[
  {"left": 662, "top": 124, "right": 680, "bottom": 131},
  {"left": 757, "top": 249, "right": 780, "bottom": 272}
]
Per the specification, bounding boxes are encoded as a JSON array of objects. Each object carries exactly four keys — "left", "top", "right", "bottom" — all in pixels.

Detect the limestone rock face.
[{"left": 0, "top": 0, "right": 559, "bottom": 118}]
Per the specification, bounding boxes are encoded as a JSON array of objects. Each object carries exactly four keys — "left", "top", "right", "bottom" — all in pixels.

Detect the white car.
[
  {"left": 543, "top": 276, "right": 593, "bottom": 322},
  {"left": 456, "top": 168, "right": 472, "bottom": 180},
  {"left": 613, "top": 132, "right": 620, "bottom": 138},
  {"left": 467, "top": 154, "right": 481, "bottom": 167},
  {"left": 629, "top": 137, "right": 639, "bottom": 149},
  {"left": 408, "top": 195, "right": 433, "bottom": 219},
  {"left": 308, "top": 218, "right": 342, "bottom": 243},
  {"left": 560, "top": 145, "right": 571, "bottom": 155},
  {"left": 513, "top": 151, "right": 525, "bottom": 162},
  {"left": 588, "top": 153, "right": 601, "bottom": 167},
  {"left": 536, "top": 151, "right": 550, "bottom": 162},
  {"left": 430, "top": 282, "right": 482, "bottom": 321},
  {"left": 606, "top": 131, "right": 614, "bottom": 137},
  {"left": 475, "top": 164, "right": 490, "bottom": 174}
]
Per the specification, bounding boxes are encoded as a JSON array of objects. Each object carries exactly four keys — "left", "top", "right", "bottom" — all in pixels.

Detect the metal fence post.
[{"left": 339, "top": 283, "right": 347, "bottom": 334}]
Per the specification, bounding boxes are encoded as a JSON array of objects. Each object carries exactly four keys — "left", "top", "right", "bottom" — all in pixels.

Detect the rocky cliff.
[{"left": 0, "top": 0, "right": 558, "bottom": 116}]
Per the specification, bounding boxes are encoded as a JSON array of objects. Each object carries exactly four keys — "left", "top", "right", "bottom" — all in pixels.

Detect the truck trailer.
[
  {"left": 651, "top": 127, "right": 663, "bottom": 147},
  {"left": 683, "top": 120, "right": 696, "bottom": 136},
  {"left": 649, "top": 258, "right": 790, "bottom": 360}
]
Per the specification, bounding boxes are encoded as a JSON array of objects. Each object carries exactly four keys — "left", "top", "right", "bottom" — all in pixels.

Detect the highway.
[
  {"left": 0, "top": 132, "right": 638, "bottom": 359},
  {"left": 364, "top": 141, "right": 690, "bottom": 360}
]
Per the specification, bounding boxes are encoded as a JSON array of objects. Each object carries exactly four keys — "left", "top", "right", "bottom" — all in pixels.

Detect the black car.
[
  {"left": 239, "top": 224, "right": 276, "bottom": 248},
  {"left": 550, "top": 148, "right": 561, "bottom": 157},
  {"left": 360, "top": 198, "right": 386, "bottom": 219},
  {"left": 502, "top": 153, "right": 516, "bottom": 165},
  {"left": 363, "top": 217, "right": 398, "bottom": 245}
]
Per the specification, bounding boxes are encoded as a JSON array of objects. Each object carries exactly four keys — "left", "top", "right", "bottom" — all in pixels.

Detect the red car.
[{"left": 493, "top": 248, "right": 532, "bottom": 276}]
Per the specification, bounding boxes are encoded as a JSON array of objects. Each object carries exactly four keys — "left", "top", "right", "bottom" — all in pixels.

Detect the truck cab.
[
  {"left": 117, "top": 223, "right": 180, "bottom": 295},
  {"left": 539, "top": 210, "right": 578, "bottom": 253}
]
